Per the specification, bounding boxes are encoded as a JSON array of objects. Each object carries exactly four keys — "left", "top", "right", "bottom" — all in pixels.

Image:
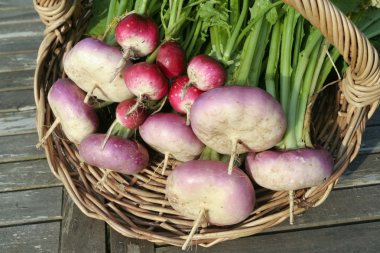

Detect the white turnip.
[{"left": 63, "top": 38, "right": 133, "bottom": 102}]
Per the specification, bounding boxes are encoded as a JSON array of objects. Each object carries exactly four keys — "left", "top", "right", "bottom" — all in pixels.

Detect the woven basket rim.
[{"left": 33, "top": 0, "right": 380, "bottom": 248}]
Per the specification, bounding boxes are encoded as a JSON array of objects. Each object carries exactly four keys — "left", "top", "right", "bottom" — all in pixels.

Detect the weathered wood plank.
[
  {"left": 110, "top": 229, "right": 155, "bottom": 253},
  {"left": 0, "top": 7, "right": 37, "bottom": 23},
  {"left": 0, "top": 70, "right": 34, "bottom": 90},
  {"left": 0, "top": 133, "right": 44, "bottom": 163},
  {"left": 0, "top": 110, "right": 36, "bottom": 136},
  {"left": 0, "top": 36, "right": 43, "bottom": 53},
  {"left": 368, "top": 108, "right": 380, "bottom": 126},
  {"left": 60, "top": 190, "right": 107, "bottom": 253},
  {"left": 360, "top": 125, "right": 380, "bottom": 154},
  {"left": 0, "top": 159, "right": 61, "bottom": 192},
  {"left": 337, "top": 153, "right": 380, "bottom": 189},
  {"left": 157, "top": 221, "right": 380, "bottom": 253},
  {"left": 0, "top": 19, "right": 42, "bottom": 36},
  {"left": 0, "top": 187, "right": 62, "bottom": 227},
  {"left": 0, "top": 222, "right": 60, "bottom": 253},
  {"left": 0, "top": 0, "right": 34, "bottom": 7},
  {"left": 0, "top": 51, "right": 36, "bottom": 73},
  {"left": 0, "top": 89, "right": 35, "bottom": 112}
]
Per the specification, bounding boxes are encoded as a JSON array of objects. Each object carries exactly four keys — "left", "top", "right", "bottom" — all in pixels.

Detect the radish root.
[
  {"left": 162, "top": 152, "right": 170, "bottom": 175},
  {"left": 182, "top": 208, "right": 205, "bottom": 250},
  {"left": 36, "top": 118, "right": 61, "bottom": 148},
  {"left": 126, "top": 96, "right": 143, "bottom": 116},
  {"left": 185, "top": 106, "right": 191, "bottom": 126},
  {"left": 180, "top": 81, "right": 191, "bottom": 100}
]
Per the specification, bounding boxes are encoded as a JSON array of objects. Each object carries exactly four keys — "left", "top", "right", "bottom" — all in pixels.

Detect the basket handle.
[{"left": 283, "top": 0, "right": 380, "bottom": 107}]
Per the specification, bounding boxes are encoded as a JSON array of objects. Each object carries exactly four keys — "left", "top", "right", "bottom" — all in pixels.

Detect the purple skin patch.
[
  {"left": 139, "top": 113, "right": 204, "bottom": 161},
  {"left": 48, "top": 79, "right": 98, "bottom": 143},
  {"left": 166, "top": 160, "right": 255, "bottom": 225},
  {"left": 246, "top": 148, "right": 334, "bottom": 191},
  {"left": 78, "top": 134, "right": 149, "bottom": 175}
]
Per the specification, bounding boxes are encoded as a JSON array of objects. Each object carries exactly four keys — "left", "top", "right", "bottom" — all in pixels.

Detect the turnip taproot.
[
  {"left": 79, "top": 134, "right": 149, "bottom": 175},
  {"left": 187, "top": 55, "right": 226, "bottom": 91},
  {"left": 139, "top": 113, "right": 204, "bottom": 174},
  {"left": 166, "top": 160, "right": 255, "bottom": 249},
  {"left": 37, "top": 79, "right": 98, "bottom": 147},
  {"left": 246, "top": 149, "right": 333, "bottom": 191},
  {"left": 168, "top": 76, "right": 203, "bottom": 125},
  {"left": 63, "top": 38, "right": 133, "bottom": 102},
  {"left": 156, "top": 41, "right": 186, "bottom": 79},
  {"left": 190, "top": 86, "right": 286, "bottom": 174}
]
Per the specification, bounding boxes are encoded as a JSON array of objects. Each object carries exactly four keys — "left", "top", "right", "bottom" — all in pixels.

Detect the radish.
[
  {"left": 101, "top": 98, "right": 148, "bottom": 148},
  {"left": 123, "top": 62, "right": 169, "bottom": 114},
  {"left": 115, "top": 13, "right": 159, "bottom": 58},
  {"left": 166, "top": 160, "right": 255, "bottom": 249},
  {"left": 37, "top": 79, "right": 98, "bottom": 147},
  {"left": 156, "top": 41, "right": 186, "bottom": 79},
  {"left": 63, "top": 38, "right": 133, "bottom": 102},
  {"left": 79, "top": 134, "right": 149, "bottom": 175},
  {"left": 187, "top": 54, "right": 226, "bottom": 91},
  {"left": 246, "top": 149, "right": 333, "bottom": 191},
  {"left": 190, "top": 86, "right": 286, "bottom": 174},
  {"left": 168, "top": 76, "right": 203, "bottom": 125},
  {"left": 139, "top": 113, "right": 204, "bottom": 174}
]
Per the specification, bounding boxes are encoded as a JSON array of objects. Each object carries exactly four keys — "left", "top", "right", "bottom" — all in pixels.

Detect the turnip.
[
  {"left": 156, "top": 41, "right": 186, "bottom": 79},
  {"left": 187, "top": 54, "right": 226, "bottom": 91},
  {"left": 36, "top": 79, "right": 98, "bottom": 147},
  {"left": 139, "top": 113, "right": 204, "bottom": 174},
  {"left": 79, "top": 133, "right": 149, "bottom": 175},
  {"left": 190, "top": 86, "right": 287, "bottom": 174},
  {"left": 63, "top": 37, "right": 133, "bottom": 102},
  {"left": 123, "top": 62, "right": 169, "bottom": 114},
  {"left": 166, "top": 160, "right": 255, "bottom": 249},
  {"left": 168, "top": 76, "right": 203, "bottom": 125},
  {"left": 115, "top": 13, "right": 159, "bottom": 58}
]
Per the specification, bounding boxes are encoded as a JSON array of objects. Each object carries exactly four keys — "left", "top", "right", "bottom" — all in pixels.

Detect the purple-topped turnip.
[
  {"left": 168, "top": 76, "right": 203, "bottom": 125},
  {"left": 190, "top": 86, "right": 286, "bottom": 174},
  {"left": 37, "top": 79, "right": 98, "bottom": 147},
  {"left": 63, "top": 38, "right": 133, "bottom": 102},
  {"left": 139, "top": 113, "right": 204, "bottom": 174},
  {"left": 166, "top": 160, "right": 255, "bottom": 249}
]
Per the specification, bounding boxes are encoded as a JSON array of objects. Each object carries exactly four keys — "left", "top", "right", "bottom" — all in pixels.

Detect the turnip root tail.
[
  {"left": 227, "top": 139, "right": 238, "bottom": 175},
  {"left": 182, "top": 208, "right": 205, "bottom": 250},
  {"left": 185, "top": 107, "right": 191, "bottom": 126},
  {"left": 289, "top": 190, "right": 294, "bottom": 225},
  {"left": 84, "top": 85, "right": 98, "bottom": 104},
  {"left": 101, "top": 119, "right": 119, "bottom": 150},
  {"left": 162, "top": 152, "right": 170, "bottom": 175},
  {"left": 36, "top": 118, "right": 60, "bottom": 148},
  {"left": 96, "top": 169, "right": 112, "bottom": 190}
]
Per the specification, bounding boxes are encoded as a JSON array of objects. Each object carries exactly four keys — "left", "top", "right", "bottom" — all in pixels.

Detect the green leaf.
[
  {"left": 85, "top": 0, "right": 110, "bottom": 37},
  {"left": 330, "top": 0, "right": 368, "bottom": 14}
]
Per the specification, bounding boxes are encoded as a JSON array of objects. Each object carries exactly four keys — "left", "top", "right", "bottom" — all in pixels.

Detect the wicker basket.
[{"left": 33, "top": 0, "right": 380, "bottom": 248}]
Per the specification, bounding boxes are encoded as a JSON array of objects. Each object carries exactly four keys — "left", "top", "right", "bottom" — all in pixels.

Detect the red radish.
[
  {"left": 246, "top": 148, "right": 333, "bottom": 191},
  {"left": 37, "top": 79, "right": 99, "bottom": 147},
  {"left": 116, "top": 99, "right": 147, "bottom": 129},
  {"left": 166, "top": 160, "right": 255, "bottom": 226},
  {"left": 63, "top": 38, "right": 133, "bottom": 102},
  {"left": 156, "top": 41, "right": 186, "bottom": 79},
  {"left": 79, "top": 134, "right": 149, "bottom": 175},
  {"left": 100, "top": 99, "right": 148, "bottom": 148},
  {"left": 168, "top": 76, "right": 203, "bottom": 124},
  {"left": 187, "top": 54, "right": 226, "bottom": 91},
  {"left": 123, "top": 62, "right": 169, "bottom": 110},
  {"left": 139, "top": 113, "right": 204, "bottom": 174},
  {"left": 115, "top": 13, "right": 159, "bottom": 58},
  {"left": 190, "top": 86, "right": 286, "bottom": 174}
]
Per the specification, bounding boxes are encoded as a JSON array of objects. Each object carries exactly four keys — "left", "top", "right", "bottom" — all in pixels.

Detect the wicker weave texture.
[{"left": 33, "top": 0, "right": 380, "bottom": 248}]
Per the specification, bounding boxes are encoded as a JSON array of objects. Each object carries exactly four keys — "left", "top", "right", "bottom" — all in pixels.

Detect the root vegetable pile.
[{"left": 39, "top": 0, "right": 376, "bottom": 247}]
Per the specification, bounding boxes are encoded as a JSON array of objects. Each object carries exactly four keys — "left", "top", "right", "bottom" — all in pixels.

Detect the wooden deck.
[{"left": 0, "top": 1, "right": 379, "bottom": 252}]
